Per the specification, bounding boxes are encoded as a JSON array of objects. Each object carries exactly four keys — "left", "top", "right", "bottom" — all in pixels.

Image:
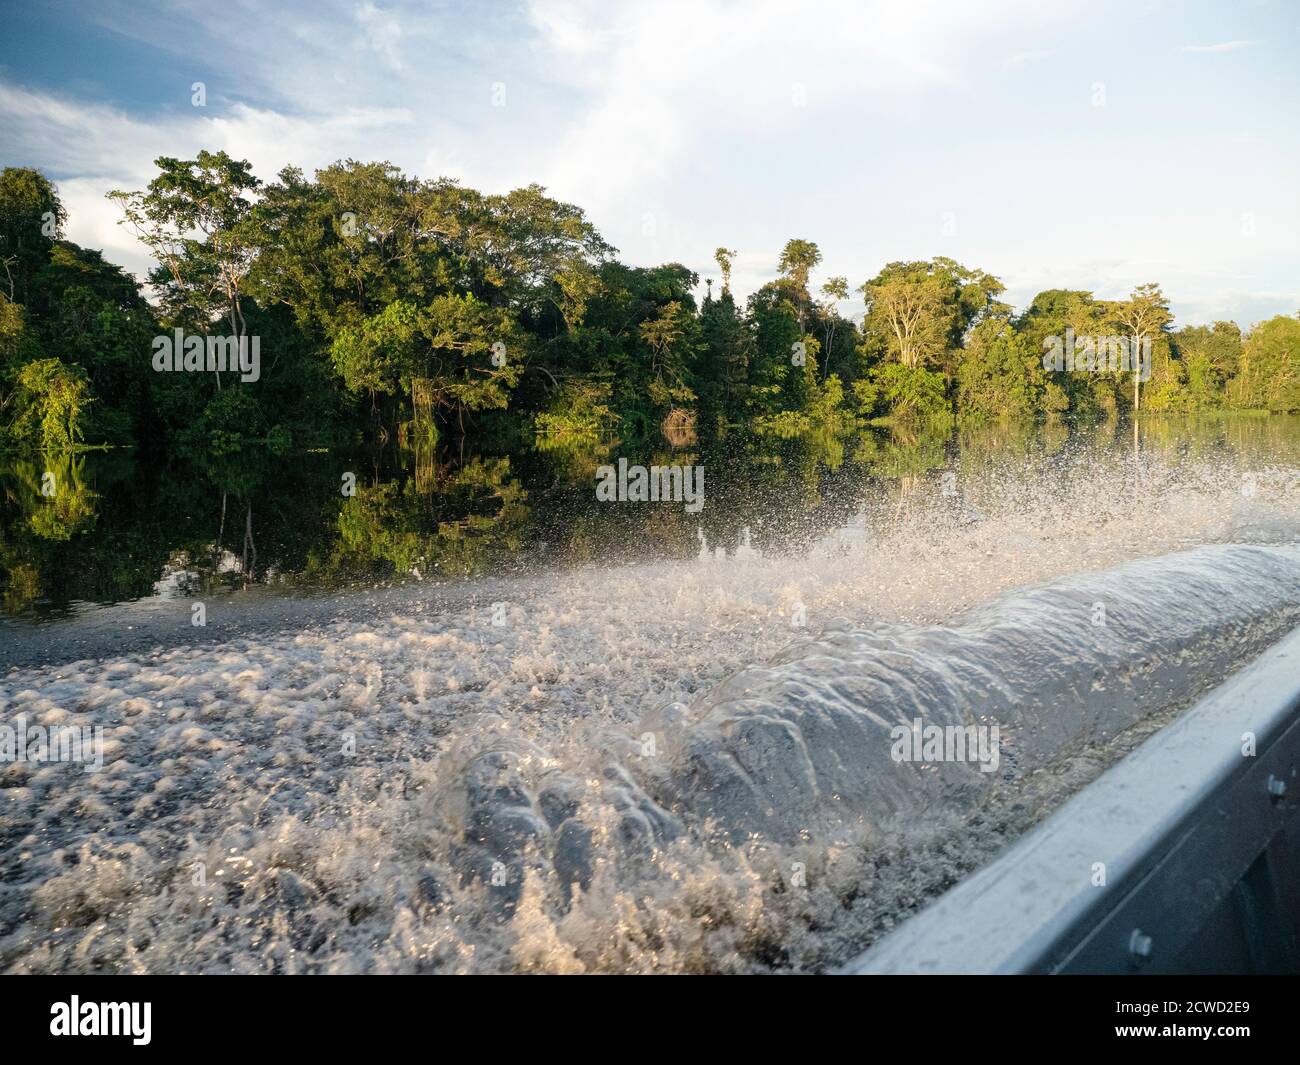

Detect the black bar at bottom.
[{"left": 0, "top": 974, "right": 1292, "bottom": 1052}]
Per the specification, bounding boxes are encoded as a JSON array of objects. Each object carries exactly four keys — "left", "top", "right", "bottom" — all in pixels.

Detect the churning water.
[{"left": 2, "top": 419, "right": 1299, "bottom": 972}]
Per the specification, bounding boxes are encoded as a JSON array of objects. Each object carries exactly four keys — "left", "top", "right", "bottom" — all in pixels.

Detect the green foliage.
[
  {"left": 330, "top": 457, "right": 528, "bottom": 578},
  {"left": 869, "top": 362, "right": 949, "bottom": 421},
  {"left": 745, "top": 282, "right": 801, "bottom": 418},
  {"left": 0, "top": 160, "right": 1296, "bottom": 458},
  {"left": 12, "top": 358, "right": 94, "bottom": 449},
  {"left": 422, "top": 292, "right": 524, "bottom": 413},
  {"left": 956, "top": 319, "right": 1046, "bottom": 421},
  {"left": 534, "top": 380, "right": 617, "bottom": 438},
  {"left": 1109, "top": 283, "right": 1173, "bottom": 412},
  {"left": 330, "top": 293, "right": 523, "bottom": 418},
  {"left": 183, "top": 386, "right": 267, "bottom": 457},
  {"left": 1172, "top": 322, "right": 1241, "bottom": 409},
  {"left": 1015, "top": 289, "right": 1121, "bottom": 419},
  {"left": 861, "top": 258, "right": 1006, "bottom": 377},
  {"left": 0, "top": 294, "right": 32, "bottom": 369},
  {"left": 0, "top": 167, "right": 64, "bottom": 306},
  {"left": 777, "top": 238, "right": 822, "bottom": 291},
  {"left": 331, "top": 299, "right": 423, "bottom": 398},
  {"left": 1236, "top": 314, "right": 1300, "bottom": 412},
  {"left": 110, "top": 151, "right": 261, "bottom": 343},
  {"left": 695, "top": 289, "right": 750, "bottom": 428}
]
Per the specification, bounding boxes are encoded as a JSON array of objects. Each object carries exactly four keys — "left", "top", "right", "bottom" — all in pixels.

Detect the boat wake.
[{"left": 2, "top": 456, "right": 1299, "bottom": 973}]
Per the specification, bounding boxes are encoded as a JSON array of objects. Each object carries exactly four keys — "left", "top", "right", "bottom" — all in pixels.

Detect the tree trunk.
[
  {"left": 213, "top": 490, "right": 227, "bottom": 569},
  {"left": 1132, "top": 333, "right": 1140, "bottom": 412},
  {"left": 242, "top": 506, "right": 256, "bottom": 583}
]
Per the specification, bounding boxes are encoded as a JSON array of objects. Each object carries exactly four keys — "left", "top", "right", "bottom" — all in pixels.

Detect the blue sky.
[{"left": 2, "top": 0, "right": 1298, "bottom": 326}]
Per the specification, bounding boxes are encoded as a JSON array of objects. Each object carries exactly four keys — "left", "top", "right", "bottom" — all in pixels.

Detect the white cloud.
[
  {"left": 1180, "top": 40, "right": 1255, "bottom": 53},
  {"left": 0, "top": 82, "right": 442, "bottom": 283},
  {"left": 7, "top": 0, "right": 1054, "bottom": 283},
  {"left": 354, "top": 1, "right": 406, "bottom": 72},
  {"left": 522, "top": 0, "right": 1033, "bottom": 210},
  {"left": 2, "top": 0, "right": 1295, "bottom": 327},
  {"left": 1002, "top": 48, "right": 1057, "bottom": 70}
]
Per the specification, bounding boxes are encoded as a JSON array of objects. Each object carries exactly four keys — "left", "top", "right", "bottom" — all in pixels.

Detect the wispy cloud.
[
  {"left": 1002, "top": 48, "right": 1056, "bottom": 70},
  {"left": 354, "top": 1, "right": 406, "bottom": 73},
  {"left": 1181, "top": 40, "right": 1255, "bottom": 54}
]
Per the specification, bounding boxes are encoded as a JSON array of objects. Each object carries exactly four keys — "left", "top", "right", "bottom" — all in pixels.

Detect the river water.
[{"left": 1, "top": 416, "right": 1299, "bottom": 972}]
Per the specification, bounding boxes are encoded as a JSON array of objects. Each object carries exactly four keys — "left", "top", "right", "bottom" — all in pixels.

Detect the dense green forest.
[{"left": 2, "top": 153, "right": 1298, "bottom": 456}]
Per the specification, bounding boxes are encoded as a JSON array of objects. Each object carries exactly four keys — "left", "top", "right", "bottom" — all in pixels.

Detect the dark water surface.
[{"left": 5, "top": 415, "right": 1297, "bottom": 628}]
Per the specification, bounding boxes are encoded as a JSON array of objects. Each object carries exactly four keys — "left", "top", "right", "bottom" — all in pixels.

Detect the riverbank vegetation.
[{"left": 2, "top": 155, "right": 1298, "bottom": 456}]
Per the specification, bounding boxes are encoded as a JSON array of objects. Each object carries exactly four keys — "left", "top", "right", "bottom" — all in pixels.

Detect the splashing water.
[{"left": 2, "top": 446, "right": 1299, "bottom": 974}]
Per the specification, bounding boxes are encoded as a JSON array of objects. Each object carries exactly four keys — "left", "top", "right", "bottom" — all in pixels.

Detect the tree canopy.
[{"left": 0, "top": 158, "right": 1296, "bottom": 457}]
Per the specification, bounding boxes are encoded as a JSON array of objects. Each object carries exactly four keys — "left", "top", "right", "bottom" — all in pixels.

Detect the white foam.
[{"left": 1, "top": 453, "right": 1298, "bottom": 972}]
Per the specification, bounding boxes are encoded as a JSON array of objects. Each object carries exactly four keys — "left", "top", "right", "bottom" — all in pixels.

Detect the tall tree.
[
  {"left": 818, "top": 275, "right": 850, "bottom": 381},
  {"left": 777, "top": 238, "right": 822, "bottom": 329},
  {"left": 1109, "top": 283, "right": 1172, "bottom": 412},
  {"left": 110, "top": 151, "right": 262, "bottom": 389},
  {"left": 695, "top": 285, "right": 750, "bottom": 427},
  {"left": 863, "top": 272, "right": 949, "bottom": 369},
  {"left": 778, "top": 239, "right": 822, "bottom": 291},
  {"left": 714, "top": 247, "right": 737, "bottom": 295},
  {"left": 862, "top": 258, "right": 1005, "bottom": 375}
]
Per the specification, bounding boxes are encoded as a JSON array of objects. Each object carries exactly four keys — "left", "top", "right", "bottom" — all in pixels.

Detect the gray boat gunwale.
[{"left": 842, "top": 624, "right": 1300, "bottom": 974}]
